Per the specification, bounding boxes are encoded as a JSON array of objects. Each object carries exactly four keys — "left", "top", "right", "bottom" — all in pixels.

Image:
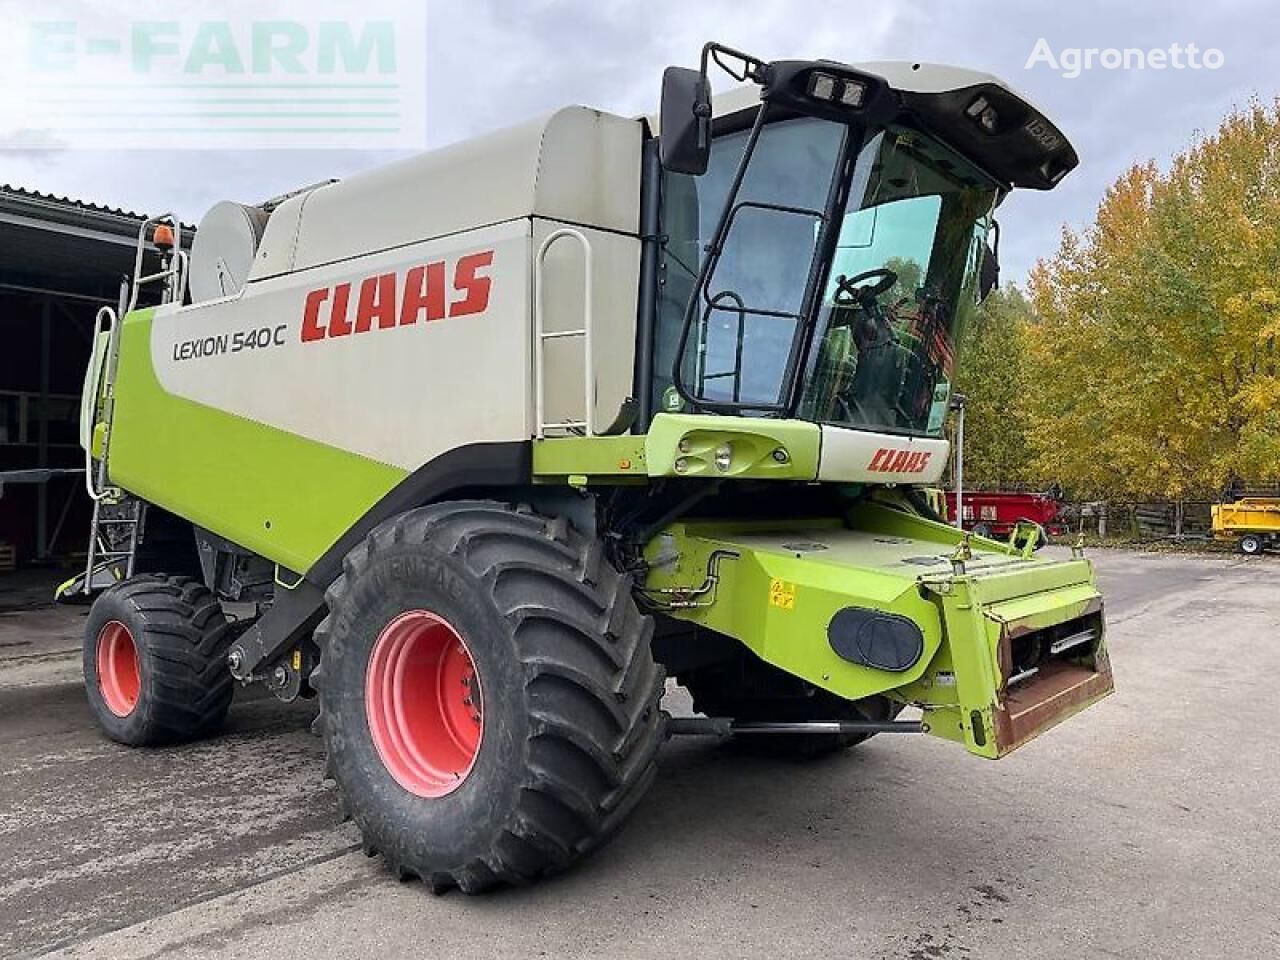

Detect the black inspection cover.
[{"left": 827, "top": 607, "right": 924, "bottom": 672}]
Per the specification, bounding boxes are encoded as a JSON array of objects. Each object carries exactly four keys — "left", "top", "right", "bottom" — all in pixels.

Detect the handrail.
[
  {"left": 83, "top": 306, "right": 118, "bottom": 503},
  {"left": 128, "top": 213, "right": 185, "bottom": 311},
  {"left": 534, "top": 228, "right": 594, "bottom": 438},
  {"left": 175, "top": 249, "right": 190, "bottom": 304}
]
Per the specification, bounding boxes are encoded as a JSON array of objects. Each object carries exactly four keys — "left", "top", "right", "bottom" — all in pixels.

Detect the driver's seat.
[
  {"left": 803, "top": 322, "right": 857, "bottom": 420},
  {"left": 850, "top": 338, "right": 910, "bottom": 422}
]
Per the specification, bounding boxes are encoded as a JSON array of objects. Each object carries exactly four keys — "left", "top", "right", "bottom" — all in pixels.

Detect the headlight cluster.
[
  {"left": 807, "top": 71, "right": 866, "bottom": 107},
  {"left": 965, "top": 95, "right": 999, "bottom": 133},
  {"left": 713, "top": 443, "right": 733, "bottom": 472},
  {"left": 668, "top": 433, "right": 795, "bottom": 477}
]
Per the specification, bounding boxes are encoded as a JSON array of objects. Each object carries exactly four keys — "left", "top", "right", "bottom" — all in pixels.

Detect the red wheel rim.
[
  {"left": 365, "top": 610, "right": 483, "bottom": 798},
  {"left": 96, "top": 620, "right": 140, "bottom": 718}
]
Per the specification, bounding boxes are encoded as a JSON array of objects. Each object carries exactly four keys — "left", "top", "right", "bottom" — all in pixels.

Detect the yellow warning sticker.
[
  {"left": 292, "top": 649, "right": 302, "bottom": 671},
  {"left": 768, "top": 578, "right": 796, "bottom": 610}
]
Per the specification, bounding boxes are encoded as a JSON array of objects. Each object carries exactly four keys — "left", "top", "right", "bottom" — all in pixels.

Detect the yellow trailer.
[{"left": 1211, "top": 498, "right": 1280, "bottom": 555}]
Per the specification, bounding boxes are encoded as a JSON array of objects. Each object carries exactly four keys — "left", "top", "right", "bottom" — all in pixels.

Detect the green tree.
[
  {"left": 884, "top": 255, "right": 923, "bottom": 304},
  {"left": 951, "top": 285, "right": 1037, "bottom": 487}
]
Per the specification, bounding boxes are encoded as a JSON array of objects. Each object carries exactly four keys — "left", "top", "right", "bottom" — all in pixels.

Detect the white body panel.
[
  {"left": 153, "top": 106, "right": 647, "bottom": 470},
  {"left": 250, "top": 107, "right": 642, "bottom": 281},
  {"left": 152, "top": 221, "right": 532, "bottom": 471},
  {"left": 818, "top": 426, "right": 949, "bottom": 485},
  {"left": 534, "top": 219, "right": 640, "bottom": 433}
]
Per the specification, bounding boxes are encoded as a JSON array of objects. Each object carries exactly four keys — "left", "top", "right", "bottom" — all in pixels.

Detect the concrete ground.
[{"left": 1, "top": 549, "right": 1277, "bottom": 960}]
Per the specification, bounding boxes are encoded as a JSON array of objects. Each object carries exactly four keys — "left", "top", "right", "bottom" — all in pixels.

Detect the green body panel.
[
  {"left": 108, "top": 309, "right": 408, "bottom": 574},
  {"left": 644, "top": 516, "right": 952, "bottom": 698},
  {"left": 644, "top": 413, "right": 819, "bottom": 479},
  {"left": 646, "top": 500, "right": 1112, "bottom": 758},
  {"left": 903, "top": 568, "right": 1106, "bottom": 757},
  {"left": 532, "top": 435, "right": 648, "bottom": 480},
  {"left": 532, "top": 413, "right": 820, "bottom": 481}
]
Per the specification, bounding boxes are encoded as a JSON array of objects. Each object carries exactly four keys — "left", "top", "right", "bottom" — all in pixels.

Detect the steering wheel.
[{"left": 832, "top": 268, "right": 898, "bottom": 306}]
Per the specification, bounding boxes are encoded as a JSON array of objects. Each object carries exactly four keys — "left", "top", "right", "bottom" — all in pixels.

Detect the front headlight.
[{"left": 714, "top": 443, "right": 733, "bottom": 472}]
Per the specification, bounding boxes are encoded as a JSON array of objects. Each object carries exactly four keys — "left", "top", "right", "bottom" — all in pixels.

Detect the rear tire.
[
  {"left": 83, "top": 574, "right": 235, "bottom": 746},
  {"left": 680, "top": 650, "right": 900, "bottom": 758},
  {"left": 312, "top": 501, "right": 665, "bottom": 893},
  {"left": 1240, "top": 534, "right": 1264, "bottom": 555}
]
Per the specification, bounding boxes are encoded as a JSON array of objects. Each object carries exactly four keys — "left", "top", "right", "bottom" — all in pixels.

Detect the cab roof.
[{"left": 652, "top": 60, "right": 1077, "bottom": 192}]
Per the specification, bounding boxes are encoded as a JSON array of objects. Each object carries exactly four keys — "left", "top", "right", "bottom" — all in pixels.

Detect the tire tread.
[
  {"left": 85, "top": 574, "right": 234, "bottom": 745},
  {"left": 314, "top": 500, "right": 664, "bottom": 893}
]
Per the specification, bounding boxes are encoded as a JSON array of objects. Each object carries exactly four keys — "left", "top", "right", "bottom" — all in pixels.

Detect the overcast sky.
[{"left": 1, "top": 0, "right": 1275, "bottom": 282}]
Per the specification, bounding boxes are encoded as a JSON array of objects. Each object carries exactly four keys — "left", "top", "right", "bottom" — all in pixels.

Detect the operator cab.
[{"left": 646, "top": 45, "right": 1077, "bottom": 442}]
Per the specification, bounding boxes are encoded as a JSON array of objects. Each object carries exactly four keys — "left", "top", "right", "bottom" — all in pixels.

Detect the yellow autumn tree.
[{"left": 1026, "top": 99, "right": 1280, "bottom": 499}]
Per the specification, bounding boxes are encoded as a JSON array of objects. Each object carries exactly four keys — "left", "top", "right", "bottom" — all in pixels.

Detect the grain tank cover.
[
  {"left": 189, "top": 201, "right": 270, "bottom": 303},
  {"left": 247, "top": 106, "right": 643, "bottom": 282}
]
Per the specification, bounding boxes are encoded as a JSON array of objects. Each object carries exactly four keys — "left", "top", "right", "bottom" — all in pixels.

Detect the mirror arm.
[{"left": 699, "top": 42, "right": 768, "bottom": 85}]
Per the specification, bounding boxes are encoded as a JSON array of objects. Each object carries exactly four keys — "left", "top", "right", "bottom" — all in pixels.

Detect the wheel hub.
[
  {"left": 365, "top": 610, "right": 483, "bottom": 798},
  {"left": 96, "top": 620, "right": 141, "bottom": 718}
]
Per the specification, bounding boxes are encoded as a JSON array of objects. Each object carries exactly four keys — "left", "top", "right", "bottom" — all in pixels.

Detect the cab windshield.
[{"left": 655, "top": 116, "right": 998, "bottom": 438}]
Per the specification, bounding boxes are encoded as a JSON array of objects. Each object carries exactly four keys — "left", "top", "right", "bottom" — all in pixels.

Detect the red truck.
[{"left": 944, "top": 489, "right": 1068, "bottom": 541}]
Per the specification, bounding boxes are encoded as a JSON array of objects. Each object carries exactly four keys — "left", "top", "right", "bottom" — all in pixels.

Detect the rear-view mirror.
[
  {"left": 659, "top": 66, "right": 711, "bottom": 175},
  {"left": 978, "top": 241, "right": 999, "bottom": 303}
]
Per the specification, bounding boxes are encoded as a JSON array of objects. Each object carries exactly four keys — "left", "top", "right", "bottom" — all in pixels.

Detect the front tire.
[
  {"left": 313, "top": 501, "right": 665, "bottom": 893},
  {"left": 83, "top": 575, "right": 235, "bottom": 745}
]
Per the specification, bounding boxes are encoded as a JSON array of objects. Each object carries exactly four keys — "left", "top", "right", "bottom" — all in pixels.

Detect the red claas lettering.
[
  {"left": 867, "top": 448, "right": 933, "bottom": 474},
  {"left": 301, "top": 250, "right": 494, "bottom": 342}
]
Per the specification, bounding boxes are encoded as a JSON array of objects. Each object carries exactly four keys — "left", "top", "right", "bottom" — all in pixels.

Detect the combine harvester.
[{"left": 69, "top": 43, "right": 1113, "bottom": 892}]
